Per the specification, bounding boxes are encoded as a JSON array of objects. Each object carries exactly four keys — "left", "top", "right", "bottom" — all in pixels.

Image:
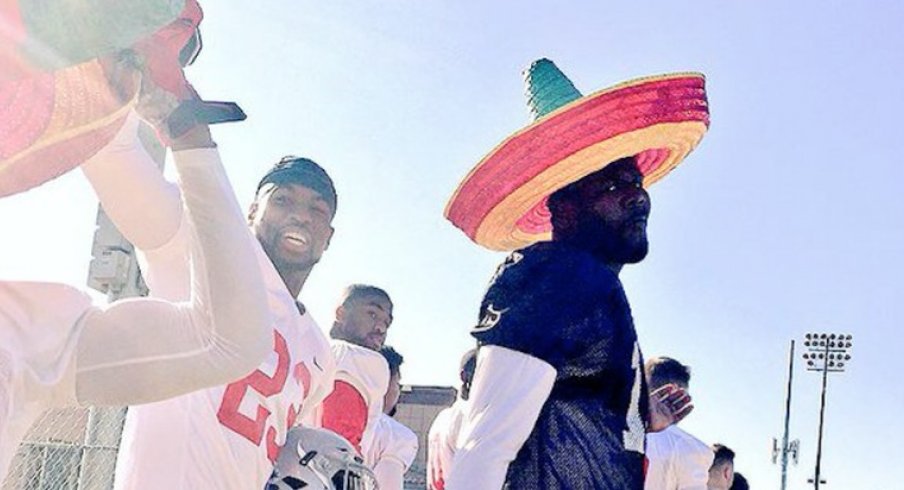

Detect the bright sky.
[{"left": 2, "top": 1, "right": 902, "bottom": 488}]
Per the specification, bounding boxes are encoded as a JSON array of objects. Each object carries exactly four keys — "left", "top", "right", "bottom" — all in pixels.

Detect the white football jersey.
[
  {"left": 113, "top": 221, "right": 336, "bottom": 490},
  {"left": 0, "top": 282, "right": 91, "bottom": 479},
  {"left": 645, "top": 425, "right": 713, "bottom": 490},
  {"left": 427, "top": 399, "right": 466, "bottom": 490},
  {"left": 367, "top": 413, "right": 419, "bottom": 490},
  {"left": 314, "top": 340, "right": 388, "bottom": 457}
]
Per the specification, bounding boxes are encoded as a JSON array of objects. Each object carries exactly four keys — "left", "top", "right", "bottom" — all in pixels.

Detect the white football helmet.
[{"left": 265, "top": 426, "right": 378, "bottom": 490}]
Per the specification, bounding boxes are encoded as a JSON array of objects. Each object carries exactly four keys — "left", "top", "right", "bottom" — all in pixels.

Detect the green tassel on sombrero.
[{"left": 445, "top": 58, "right": 711, "bottom": 251}]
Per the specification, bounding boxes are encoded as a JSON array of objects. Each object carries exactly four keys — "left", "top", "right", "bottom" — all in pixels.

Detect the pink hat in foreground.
[{"left": 445, "top": 58, "right": 710, "bottom": 251}]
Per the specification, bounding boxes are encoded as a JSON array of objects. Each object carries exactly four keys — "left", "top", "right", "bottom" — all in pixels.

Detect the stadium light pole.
[
  {"left": 773, "top": 340, "right": 800, "bottom": 490},
  {"left": 802, "top": 333, "right": 853, "bottom": 490}
]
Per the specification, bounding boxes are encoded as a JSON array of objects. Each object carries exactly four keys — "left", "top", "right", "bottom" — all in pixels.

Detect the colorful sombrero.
[
  {"left": 0, "top": 0, "right": 241, "bottom": 198},
  {"left": 1, "top": 0, "right": 184, "bottom": 82},
  {"left": 0, "top": 59, "right": 141, "bottom": 197},
  {"left": 0, "top": 0, "right": 183, "bottom": 197},
  {"left": 445, "top": 59, "right": 710, "bottom": 251}
]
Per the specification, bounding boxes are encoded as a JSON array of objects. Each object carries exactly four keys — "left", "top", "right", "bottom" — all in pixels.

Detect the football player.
[{"left": 1, "top": 115, "right": 270, "bottom": 480}]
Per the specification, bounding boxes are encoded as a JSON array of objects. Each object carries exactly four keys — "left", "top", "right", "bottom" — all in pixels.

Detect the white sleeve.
[
  {"left": 373, "top": 459, "right": 406, "bottom": 490},
  {"left": 81, "top": 110, "right": 193, "bottom": 301},
  {"left": 386, "top": 418, "right": 419, "bottom": 470},
  {"left": 445, "top": 346, "right": 556, "bottom": 490},
  {"left": 371, "top": 417, "right": 418, "bottom": 490},
  {"left": 675, "top": 441, "right": 714, "bottom": 490},
  {"left": 427, "top": 408, "right": 453, "bottom": 490},
  {"left": 427, "top": 408, "right": 449, "bottom": 490},
  {"left": 73, "top": 146, "right": 271, "bottom": 406},
  {"left": 643, "top": 432, "right": 673, "bottom": 490},
  {"left": 81, "top": 111, "right": 184, "bottom": 251}
]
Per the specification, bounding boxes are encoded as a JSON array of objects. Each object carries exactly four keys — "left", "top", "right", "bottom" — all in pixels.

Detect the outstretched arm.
[
  {"left": 81, "top": 112, "right": 184, "bottom": 251},
  {"left": 73, "top": 123, "right": 271, "bottom": 405}
]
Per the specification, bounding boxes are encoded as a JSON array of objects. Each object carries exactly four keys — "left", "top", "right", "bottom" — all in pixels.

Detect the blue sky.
[{"left": 2, "top": 1, "right": 902, "bottom": 487}]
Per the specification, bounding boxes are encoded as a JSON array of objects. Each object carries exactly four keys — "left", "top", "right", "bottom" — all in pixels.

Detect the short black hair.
[
  {"left": 729, "top": 472, "right": 749, "bottom": 490},
  {"left": 380, "top": 345, "right": 404, "bottom": 377},
  {"left": 339, "top": 284, "right": 392, "bottom": 310},
  {"left": 460, "top": 348, "right": 477, "bottom": 382},
  {"left": 711, "top": 444, "right": 736, "bottom": 470},
  {"left": 458, "top": 348, "right": 478, "bottom": 400},
  {"left": 256, "top": 155, "right": 337, "bottom": 217},
  {"left": 646, "top": 356, "right": 691, "bottom": 390}
]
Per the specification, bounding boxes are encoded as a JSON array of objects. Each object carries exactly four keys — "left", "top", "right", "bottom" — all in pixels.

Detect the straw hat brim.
[
  {"left": 0, "top": 59, "right": 136, "bottom": 197},
  {"left": 445, "top": 72, "right": 709, "bottom": 251}
]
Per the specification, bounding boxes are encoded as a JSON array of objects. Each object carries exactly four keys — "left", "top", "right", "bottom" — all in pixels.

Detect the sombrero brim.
[
  {"left": 1, "top": 0, "right": 185, "bottom": 82},
  {"left": 445, "top": 72, "right": 710, "bottom": 251},
  {"left": 0, "top": 59, "right": 136, "bottom": 197}
]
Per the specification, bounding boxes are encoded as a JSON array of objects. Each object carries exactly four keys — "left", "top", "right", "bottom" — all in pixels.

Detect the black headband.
[{"left": 256, "top": 156, "right": 337, "bottom": 216}]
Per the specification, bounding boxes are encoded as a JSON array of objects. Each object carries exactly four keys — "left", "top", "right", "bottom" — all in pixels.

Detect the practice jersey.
[
  {"left": 645, "top": 425, "right": 713, "bottom": 490},
  {"left": 471, "top": 241, "right": 650, "bottom": 490},
  {"left": 427, "top": 399, "right": 466, "bottom": 490},
  {"left": 366, "top": 414, "right": 419, "bottom": 490},
  {"left": 113, "top": 220, "right": 336, "bottom": 490},
  {"left": 0, "top": 282, "right": 90, "bottom": 479},
  {"left": 316, "top": 340, "right": 389, "bottom": 457}
]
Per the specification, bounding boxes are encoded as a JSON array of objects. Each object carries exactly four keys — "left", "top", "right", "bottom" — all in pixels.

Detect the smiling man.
[
  {"left": 443, "top": 59, "right": 711, "bottom": 489},
  {"left": 74, "top": 5, "right": 341, "bottom": 488},
  {"left": 249, "top": 156, "right": 337, "bottom": 298},
  {"left": 85, "top": 148, "right": 340, "bottom": 489},
  {"left": 317, "top": 285, "right": 394, "bottom": 457}
]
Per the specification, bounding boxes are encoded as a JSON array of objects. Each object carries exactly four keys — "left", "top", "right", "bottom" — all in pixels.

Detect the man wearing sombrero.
[{"left": 444, "top": 59, "right": 710, "bottom": 489}]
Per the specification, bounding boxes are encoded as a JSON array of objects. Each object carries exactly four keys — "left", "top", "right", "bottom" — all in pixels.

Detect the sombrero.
[
  {"left": 0, "top": 59, "right": 138, "bottom": 197},
  {"left": 445, "top": 58, "right": 710, "bottom": 251},
  {"left": 0, "top": 0, "right": 183, "bottom": 197},
  {"left": 1, "top": 0, "right": 185, "bottom": 82},
  {"left": 0, "top": 0, "right": 243, "bottom": 198}
]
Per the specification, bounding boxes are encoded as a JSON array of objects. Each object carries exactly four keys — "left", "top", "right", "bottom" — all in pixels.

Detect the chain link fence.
[
  {"left": 3, "top": 407, "right": 126, "bottom": 490},
  {"left": 3, "top": 205, "right": 145, "bottom": 490}
]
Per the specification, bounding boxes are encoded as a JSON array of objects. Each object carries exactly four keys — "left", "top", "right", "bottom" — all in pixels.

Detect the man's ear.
[
  {"left": 247, "top": 200, "right": 259, "bottom": 224},
  {"left": 324, "top": 225, "right": 335, "bottom": 251},
  {"left": 335, "top": 304, "right": 345, "bottom": 322}
]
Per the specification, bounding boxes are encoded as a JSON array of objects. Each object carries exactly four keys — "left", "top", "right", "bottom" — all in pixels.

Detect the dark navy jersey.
[{"left": 472, "top": 241, "right": 650, "bottom": 490}]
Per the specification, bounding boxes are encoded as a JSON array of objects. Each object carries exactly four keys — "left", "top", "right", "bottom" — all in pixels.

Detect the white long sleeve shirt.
[
  {"left": 427, "top": 399, "right": 466, "bottom": 490},
  {"left": 367, "top": 413, "right": 419, "bottom": 490},
  {"left": 644, "top": 425, "right": 713, "bottom": 490}
]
